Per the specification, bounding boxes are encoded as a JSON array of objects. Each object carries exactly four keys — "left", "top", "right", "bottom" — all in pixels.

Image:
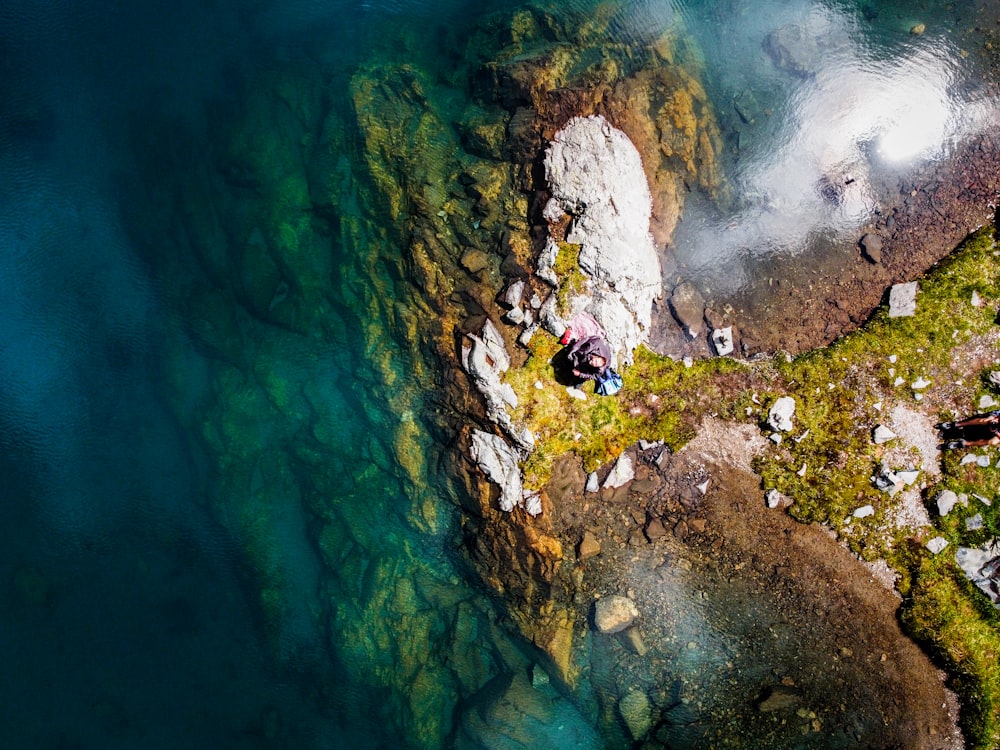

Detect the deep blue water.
[{"left": 1, "top": 0, "right": 997, "bottom": 748}]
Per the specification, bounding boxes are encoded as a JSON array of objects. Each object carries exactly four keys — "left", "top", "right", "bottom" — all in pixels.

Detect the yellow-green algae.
[{"left": 506, "top": 225, "right": 1000, "bottom": 748}]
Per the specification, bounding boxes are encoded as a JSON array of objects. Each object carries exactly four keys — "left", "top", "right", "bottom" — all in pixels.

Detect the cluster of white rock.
[{"left": 464, "top": 115, "right": 662, "bottom": 515}]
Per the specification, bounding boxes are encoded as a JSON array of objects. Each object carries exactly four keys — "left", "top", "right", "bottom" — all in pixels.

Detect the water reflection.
[{"left": 667, "top": 0, "right": 999, "bottom": 293}]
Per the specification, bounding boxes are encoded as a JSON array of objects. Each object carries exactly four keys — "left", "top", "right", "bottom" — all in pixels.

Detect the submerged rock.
[
  {"left": 593, "top": 595, "right": 639, "bottom": 633},
  {"left": 757, "top": 684, "right": 802, "bottom": 712},
  {"left": 669, "top": 281, "right": 706, "bottom": 338},
  {"left": 619, "top": 689, "right": 652, "bottom": 739}
]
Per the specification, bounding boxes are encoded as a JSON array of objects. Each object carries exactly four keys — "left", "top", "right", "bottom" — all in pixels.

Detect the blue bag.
[{"left": 595, "top": 368, "right": 623, "bottom": 396}]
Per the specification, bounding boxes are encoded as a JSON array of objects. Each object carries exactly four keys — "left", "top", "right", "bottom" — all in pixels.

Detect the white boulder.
[{"left": 767, "top": 396, "right": 796, "bottom": 432}]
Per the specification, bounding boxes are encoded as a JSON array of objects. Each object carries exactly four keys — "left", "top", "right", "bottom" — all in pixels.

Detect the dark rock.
[
  {"left": 668, "top": 281, "right": 706, "bottom": 338},
  {"left": 673, "top": 519, "right": 689, "bottom": 540},
  {"left": 499, "top": 252, "right": 525, "bottom": 277},
  {"left": 763, "top": 24, "right": 820, "bottom": 78},
  {"left": 756, "top": 685, "right": 802, "bottom": 712},
  {"left": 628, "top": 529, "right": 647, "bottom": 546},
  {"left": 631, "top": 476, "right": 659, "bottom": 493},
  {"left": 460, "top": 248, "right": 490, "bottom": 274},
  {"left": 859, "top": 232, "right": 883, "bottom": 264}
]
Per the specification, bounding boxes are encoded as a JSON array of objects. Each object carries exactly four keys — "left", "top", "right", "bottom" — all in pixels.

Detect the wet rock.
[
  {"left": 757, "top": 685, "right": 802, "bottom": 712},
  {"left": 619, "top": 689, "right": 652, "bottom": 739},
  {"left": 578, "top": 531, "right": 601, "bottom": 561},
  {"left": 860, "top": 232, "right": 883, "bottom": 263},
  {"left": 910, "top": 23, "right": 926, "bottom": 35},
  {"left": 763, "top": 24, "right": 821, "bottom": 77},
  {"left": 888, "top": 281, "right": 918, "bottom": 318},
  {"left": 669, "top": 281, "right": 706, "bottom": 338},
  {"left": 593, "top": 595, "right": 639, "bottom": 633},
  {"left": 767, "top": 396, "right": 796, "bottom": 432}
]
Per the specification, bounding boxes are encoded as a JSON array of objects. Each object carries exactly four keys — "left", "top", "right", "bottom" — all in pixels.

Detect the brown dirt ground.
[{"left": 545, "top": 419, "right": 965, "bottom": 749}]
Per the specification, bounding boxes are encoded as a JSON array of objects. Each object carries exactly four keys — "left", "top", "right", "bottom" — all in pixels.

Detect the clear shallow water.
[
  {"left": 668, "top": 0, "right": 1000, "bottom": 293},
  {"left": 0, "top": 0, "right": 995, "bottom": 747}
]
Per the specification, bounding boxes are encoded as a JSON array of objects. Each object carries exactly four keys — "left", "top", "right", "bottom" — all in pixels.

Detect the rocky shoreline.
[{"left": 445, "top": 8, "right": 1000, "bottom": 747}]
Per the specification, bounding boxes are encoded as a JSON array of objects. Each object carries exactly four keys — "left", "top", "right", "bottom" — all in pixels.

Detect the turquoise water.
[{"left": 0, "top": 0, "right": 996, "bottom": 747}]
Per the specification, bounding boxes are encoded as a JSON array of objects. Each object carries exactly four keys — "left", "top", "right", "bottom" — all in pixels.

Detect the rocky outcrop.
[{"left": 541, "top": 115, "right": 662, "bottom": 364}]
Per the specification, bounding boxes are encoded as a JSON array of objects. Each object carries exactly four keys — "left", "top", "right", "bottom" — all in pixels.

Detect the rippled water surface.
[{"left": 0, "top": 0, "right": 996, "bottom": 747}]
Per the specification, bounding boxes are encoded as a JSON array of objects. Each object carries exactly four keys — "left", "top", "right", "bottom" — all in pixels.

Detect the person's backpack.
[{"left": 595, "top": 368, "right": 623, "bottom": 396}]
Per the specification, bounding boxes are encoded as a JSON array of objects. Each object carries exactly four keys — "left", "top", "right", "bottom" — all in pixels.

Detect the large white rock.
[
  {"left": 593, "top": 595, "right": 639, "bottom": 633},
  {"left": 767, "top": 396, "right": 796, "bottom": 432},
  {"left": 543, "top": 115, "right": 662, "bottom": 364},
  {"left": 469, "top": 430, "right": 524, "bottom": 513}
]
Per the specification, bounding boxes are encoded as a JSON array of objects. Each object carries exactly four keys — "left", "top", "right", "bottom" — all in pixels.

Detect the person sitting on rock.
[
  {"left": 937, "top": 410, "right": 1000, "bottom": 449},
  {"left": 566, "top": 335, "right": 611, "bottom": 383}
]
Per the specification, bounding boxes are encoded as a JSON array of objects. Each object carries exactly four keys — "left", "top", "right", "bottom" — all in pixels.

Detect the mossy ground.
[{"left": 507, "top": 225, "right": 1000, "bottom": 749}]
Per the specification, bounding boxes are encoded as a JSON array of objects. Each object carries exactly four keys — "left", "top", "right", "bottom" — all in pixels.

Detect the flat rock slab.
[{"left": 888, "top": 281, "right": 918, "bottom": 318}]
